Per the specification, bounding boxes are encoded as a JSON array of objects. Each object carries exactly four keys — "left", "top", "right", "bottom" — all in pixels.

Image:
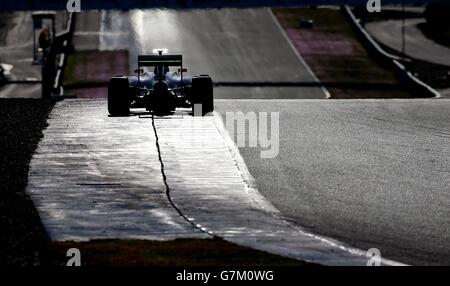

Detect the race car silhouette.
[{"left": 108, "top": 49, "right": 213, "bottom": 116}]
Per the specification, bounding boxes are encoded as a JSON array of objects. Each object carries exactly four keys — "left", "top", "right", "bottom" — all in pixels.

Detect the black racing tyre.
[
  {"left": 0, "top": 69, "right": 5, "bottom": 86},
  {"left": 108, "top": 77, "right": 130, "bottom": 116},
  {"left": 191, "top": 76, "right": 214, "bottom": 116}
]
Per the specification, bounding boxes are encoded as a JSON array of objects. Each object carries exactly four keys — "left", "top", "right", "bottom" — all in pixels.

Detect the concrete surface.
[
  {"left": 27, "top": 99, "right": 208, "bottom": 240},
  {"left": 27, "top": 98, "right": 403, "bottom": 265},
  {"left": 216, "top": 98, "right": 450, "bottom": 266}
]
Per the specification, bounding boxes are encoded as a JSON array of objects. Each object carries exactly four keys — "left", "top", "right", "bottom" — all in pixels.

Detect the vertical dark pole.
[
  {"left": 42, "top": 49, "right": 55, "bottom": 99},
  {"left": 138, "top": 60, "right": 140, "bottom": 87},
  {"left": 32, "top": 19, "right": 36, "bottom": 63},
  {"left": 402, "top": 0, "right": 406, "bottom": 57},
  {"left": 41, "top": 64, "right": 45, "bottom": 98},
  {"left": 42, "top": 53, "right": 50, "bottom": 99},
  {"left": 51, "top": 16, "right": 55, "bottom": 42}
]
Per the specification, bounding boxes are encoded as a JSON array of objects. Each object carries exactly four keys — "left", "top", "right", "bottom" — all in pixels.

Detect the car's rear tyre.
[
  {"left": 191, "top": 76, "right": 214, "bottom": 116},
  {"left": 108, "top": 77, "right": 130, "bottom": 116}
]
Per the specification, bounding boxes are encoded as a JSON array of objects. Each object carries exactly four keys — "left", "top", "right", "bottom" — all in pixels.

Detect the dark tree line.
[{"left": 425, "top": 4, "right": 450, "bottom": 28}]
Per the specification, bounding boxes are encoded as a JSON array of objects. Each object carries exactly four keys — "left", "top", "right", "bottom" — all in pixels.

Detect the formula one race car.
[{"left": 108, "top": 49, "right": 213, "bottom": 116}]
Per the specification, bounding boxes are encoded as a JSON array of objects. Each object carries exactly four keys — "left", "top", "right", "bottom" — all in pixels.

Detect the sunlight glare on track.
[{"left": 130, "top": 9, "right": 182, "bottom": 55}]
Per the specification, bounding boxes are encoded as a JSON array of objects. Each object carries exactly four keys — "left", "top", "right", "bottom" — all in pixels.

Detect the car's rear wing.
[
  {"left": 137, "top": 54, "right": 185, "bottom": 87},
  {"left": 138, "top": 55, "right": 182, "bottom": 67}
]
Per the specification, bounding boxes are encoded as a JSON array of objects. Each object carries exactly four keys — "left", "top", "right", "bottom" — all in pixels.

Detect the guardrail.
[
  {"left": 41, "top": 12, "right": 75, "bottom": 98},
  {"left": 342, "top": 5, "right": 440, "bottom": 98},
  {"left": 51, "top": 12, "right": 75, "bottom": 97}
]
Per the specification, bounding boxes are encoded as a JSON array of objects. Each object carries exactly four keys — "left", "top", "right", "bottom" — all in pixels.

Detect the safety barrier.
[
  {"left": 51, "top": 12, "right": 75, "bottom": 97},
  {"left": 342, "top": 5, "right": 440, "bottom": 98},
  {"left": 40, "top": 12, "right": 75, "bottom": 98}
]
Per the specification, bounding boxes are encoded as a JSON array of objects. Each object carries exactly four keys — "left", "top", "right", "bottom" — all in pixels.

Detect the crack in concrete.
[{"left": 150, "top": 114, "right": 215, "bottom": 238}]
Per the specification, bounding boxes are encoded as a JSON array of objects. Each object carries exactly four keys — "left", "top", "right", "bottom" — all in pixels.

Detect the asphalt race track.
[
  {"left": 90, "top": 8, "right": 326, "bottom": 99},
  {"left": 80, "top": 8, "right": 450, "bottom": 265},
  {"left": 216, "top": 99, "right": 450, "bottom": 266},
  {"left": 19, "top": 7, "right": 450, "bottom": 265},
  {"left": 73, "top": 8, "right": 450, "bottom": 265},
  {"left": 366, "top": 18, "right": 450, "bottom": 67},
  {"left": 365, "top": 18, "right": 450, "bottom": 98}
]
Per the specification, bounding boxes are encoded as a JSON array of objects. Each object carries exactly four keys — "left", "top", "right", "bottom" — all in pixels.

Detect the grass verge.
[
  {"left": 0, "top": 99, "right": 54, "bottom": 266},
  {"left": 64, "top": 50, "right": 128, "bottom": 98},
  {"left": 64, "top": 50, "right": 129, "bottom": 86},
  {"left": 47, "top": 238, "right": 309, "bottom": 267},
  {"left": 273, "top": 7, "right": 411, "bottom": 99}
]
